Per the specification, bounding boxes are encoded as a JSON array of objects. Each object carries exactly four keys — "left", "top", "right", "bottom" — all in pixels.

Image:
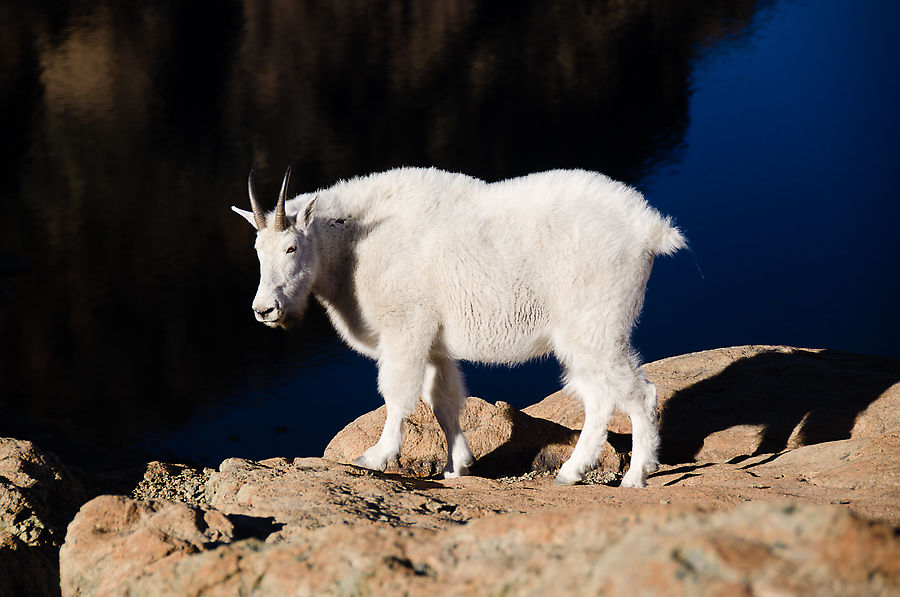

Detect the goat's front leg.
[{"left": 354, "top": 346, "right": 427, "bottom": 472}]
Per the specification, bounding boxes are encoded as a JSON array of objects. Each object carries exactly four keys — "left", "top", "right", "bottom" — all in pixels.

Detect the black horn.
[
  {"left": 274, "top": 164, "right": 292, "bottom": 231},
  {"left": 247, "top": 164, "right": 267, "bottom": 230}
]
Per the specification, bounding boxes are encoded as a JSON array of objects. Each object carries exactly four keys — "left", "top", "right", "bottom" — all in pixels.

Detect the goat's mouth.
[{"left": 258, "top": 313, "right": 299, "bottom": 330}]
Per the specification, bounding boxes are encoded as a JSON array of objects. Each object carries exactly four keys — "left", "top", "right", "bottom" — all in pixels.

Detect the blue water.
[
  {"left": 637, "top": 0, "right": 900, "bottom": 358},
  {"left": 2, "top": 0, "right": 898, "bottom": 468}
]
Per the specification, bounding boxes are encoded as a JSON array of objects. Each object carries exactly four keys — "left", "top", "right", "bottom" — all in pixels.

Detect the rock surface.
[
  {"left": 4, "top": 346, "right": 900, "bottom": 595},
  {"left": 59, "top": 496, "right": 236, "bottom": 596},
  {"left": 61, "top": 486, "right": 900, "bottom": 596},
  {"left": 0, "top": 438, "right": 90, "bottom": 597}
]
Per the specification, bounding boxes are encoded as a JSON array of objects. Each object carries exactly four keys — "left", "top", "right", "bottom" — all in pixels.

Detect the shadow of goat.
[{"left": 657, "top": 349, "right": 900, "bottom": 464}]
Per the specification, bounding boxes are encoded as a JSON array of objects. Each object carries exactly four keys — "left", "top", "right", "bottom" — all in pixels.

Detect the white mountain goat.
[{"left": 233, "top": 166, "right": 685, "bottom": 487}]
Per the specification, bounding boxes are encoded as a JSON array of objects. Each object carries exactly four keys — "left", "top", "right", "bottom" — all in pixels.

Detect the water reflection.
[{"left": 2, "top": 0, "right": 764, "bottom": 468}]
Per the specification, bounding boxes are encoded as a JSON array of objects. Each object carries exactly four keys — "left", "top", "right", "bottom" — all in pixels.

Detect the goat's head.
[{"left": 232, "top": 165, "right": 319, "bottom": 329}]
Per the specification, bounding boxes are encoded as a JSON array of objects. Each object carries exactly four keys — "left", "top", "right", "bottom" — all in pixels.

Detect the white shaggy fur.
[{"left": 233, "top": 167, "right": 685, "bottom": 486}]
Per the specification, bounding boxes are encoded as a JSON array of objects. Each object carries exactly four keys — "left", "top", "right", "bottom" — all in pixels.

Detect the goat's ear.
[
  {"left": 231, "top": 206, "right": 259, "bottom": 230},
  {"left": 298, "top": 195, "right": 318, "bottom": 232}
]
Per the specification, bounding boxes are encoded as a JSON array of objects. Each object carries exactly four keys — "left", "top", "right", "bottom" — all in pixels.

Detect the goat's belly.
[
  {"left": 442, "top": 315, "right": 552, "bottom": 365},
  {"left": 436, "top": 271, "right": 552, "bottom": 364}
]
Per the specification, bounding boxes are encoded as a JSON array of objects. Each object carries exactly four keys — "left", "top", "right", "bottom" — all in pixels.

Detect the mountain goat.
[{"left": 233, "top": 166, "right": 685, "bottom": 487}]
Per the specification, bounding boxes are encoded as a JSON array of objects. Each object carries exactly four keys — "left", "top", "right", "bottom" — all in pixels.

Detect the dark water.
[{"left": 1, "top": 0, "right": 898, "bottom": 469}]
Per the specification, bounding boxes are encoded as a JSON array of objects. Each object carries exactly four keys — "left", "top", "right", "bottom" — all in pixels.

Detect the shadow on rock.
[
  {"left": 658, "top": 349, "right": 900, "bottom": 464},
  {"left": 469, "top": 409, "right": 578, "bottom": 478},
  {"left": 470, "top": 408, "right": 630, "bottom": 479},
  {"left": 226, "top": 514, "right": 285, "bottom": 541}
]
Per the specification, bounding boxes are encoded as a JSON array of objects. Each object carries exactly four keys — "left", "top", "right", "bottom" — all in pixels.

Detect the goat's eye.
[{"left": 286, "top": 246, "right": 296, "bottom": 254}]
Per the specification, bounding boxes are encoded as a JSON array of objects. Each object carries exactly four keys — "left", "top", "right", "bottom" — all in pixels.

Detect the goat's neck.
[{"left": 308, "top": 218, "right": 357, "bottom": 309}]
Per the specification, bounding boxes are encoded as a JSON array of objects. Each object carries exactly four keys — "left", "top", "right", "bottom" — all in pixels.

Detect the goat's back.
[{"left": 328, "top": 167, "right": 682, "bottom": 257}]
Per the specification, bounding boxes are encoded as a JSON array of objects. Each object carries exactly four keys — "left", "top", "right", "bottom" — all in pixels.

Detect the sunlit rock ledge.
[{"left": 2, "top": 346, "right": 898, "bottom": 596}]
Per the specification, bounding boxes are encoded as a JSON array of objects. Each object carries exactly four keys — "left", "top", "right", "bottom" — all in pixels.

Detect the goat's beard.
[{"left": 278, "top": 293, "right": 311, "bottom": 329}]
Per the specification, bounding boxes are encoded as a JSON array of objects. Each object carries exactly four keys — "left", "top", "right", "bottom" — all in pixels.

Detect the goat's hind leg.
[
  {"left": 555, "top": 356, "right": 658, "bottom": 487},
  {"left": 620, "top": 370, "right": 660, "bottom": 488},
  {"left": 555, "top": 368, "right": 616, "bottom": 485},
  {"left": 423, "top": 357, "right": 474, "bottom": 478}
]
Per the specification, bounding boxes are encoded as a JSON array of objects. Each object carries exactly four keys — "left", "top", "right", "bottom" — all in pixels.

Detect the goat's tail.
[{"left": 651, "top": 216, "right": 687, "bottom": 256}]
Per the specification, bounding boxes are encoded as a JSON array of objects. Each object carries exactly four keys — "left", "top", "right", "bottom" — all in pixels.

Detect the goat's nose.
[{"left": 254, "top": 306, "right": 274, "bottom": 317}]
